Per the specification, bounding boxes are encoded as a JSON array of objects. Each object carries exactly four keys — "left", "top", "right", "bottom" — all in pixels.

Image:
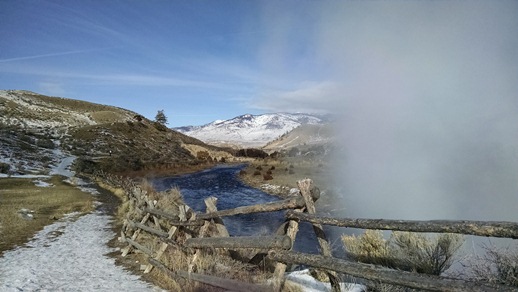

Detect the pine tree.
[{"left": 155, "top": 110, "right": 168, "bottom": 125}]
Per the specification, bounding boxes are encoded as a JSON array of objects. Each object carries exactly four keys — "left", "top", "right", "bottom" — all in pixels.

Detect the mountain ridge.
[{"left": 175, "top": 112, "right": 327, "bottom": 148}]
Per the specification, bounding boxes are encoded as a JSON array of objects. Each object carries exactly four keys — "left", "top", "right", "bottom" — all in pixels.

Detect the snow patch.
[
  {"left": 33, "top": 180, "right": 53, "bottom": 187},
  {"left": 286, "top": 269, "right": 366, "bottom": 292},
  {"left": 49, "top": 155, "right": 76, "bottom": 177},
  {"left": 0, "top": 212, "right": 163, "bottom": 291}
]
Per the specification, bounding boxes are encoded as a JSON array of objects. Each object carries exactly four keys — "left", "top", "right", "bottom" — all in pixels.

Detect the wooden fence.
[{"left": 114, "top": 176, "right": 518, "bottom": 292}]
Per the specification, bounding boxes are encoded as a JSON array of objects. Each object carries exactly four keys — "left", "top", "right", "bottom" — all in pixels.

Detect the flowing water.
[{"left": 152, "top": 164, "right": 322, "bottom": 254}]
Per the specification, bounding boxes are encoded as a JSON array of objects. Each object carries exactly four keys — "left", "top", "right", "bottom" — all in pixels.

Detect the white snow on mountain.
[{"left": 175, "top": 113, "right": 325, "bottom": 148}]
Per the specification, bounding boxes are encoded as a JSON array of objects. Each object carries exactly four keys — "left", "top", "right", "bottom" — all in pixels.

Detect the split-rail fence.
[{"left": 111, "top": 175, "right": 518, "bottom": 292}]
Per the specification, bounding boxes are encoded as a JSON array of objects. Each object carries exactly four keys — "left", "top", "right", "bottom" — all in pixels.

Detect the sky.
[
  {"left": 2, "top": 1, "right": 518, "bottom": 221},
  {"left": 1, "top": 0, "right": 332, "bottom": 126}
]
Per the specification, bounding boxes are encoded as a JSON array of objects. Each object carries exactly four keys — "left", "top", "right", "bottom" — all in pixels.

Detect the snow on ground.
[
  {"left": 0, "top": 154, "right": 163, "bottom": 291},
  {"left": 286, "top": 270, "right": 365, "bottom": 292},
  {"left": 0, "top": 212, "right": 162, "bottom": 292},
  {"left": 1, "top": 154, "right": 361, "bottom": 291}
]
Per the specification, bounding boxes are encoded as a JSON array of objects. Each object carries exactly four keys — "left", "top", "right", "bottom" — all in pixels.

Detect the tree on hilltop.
[{"left": 155, "top": 110, "right": 168, "bottom": 125}]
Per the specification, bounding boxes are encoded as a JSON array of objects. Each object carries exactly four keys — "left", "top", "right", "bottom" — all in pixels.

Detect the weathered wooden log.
[
  {"left": 148, "top": 258, "right": 269, "bottom": 292},
  {"left": 286, "top": 211, "right": 518, "bottom": 239},
  {"left": 268, "top": 250, "right": 516, "bottom": 292},
  {"left": 297, "top": 179, "right": 340, "bottom": 292},
  {"left": 144, "top": 205, "right": 195, "bottom": 274},
  {"left": 124, "top": 238, "right": 153, "bottom": 256},
  {"left": 144, "top": 207, "right": 204, "bottom": 226},
  {"left": 121, "top": 211, "right": 152, "bottom": 257},
  {"left": 127, "top": 220, "right": 169, "bottom": 238},
  {"left": 196, "top": 196, "right": 307, "bottom": 220},
  {"left": 158, "top": 236, "right": 193, "bottom": 254},
  {"left": 272, "top": 202, "right": 304, "bottom": 291},
  {"left": 204, "top": 197, "right": 229, "bottom": 237},
  {"left": 185, "top": 236, "right": 292, "bottom": 250}
]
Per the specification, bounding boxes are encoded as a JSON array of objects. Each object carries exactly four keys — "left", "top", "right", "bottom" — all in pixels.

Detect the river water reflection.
[{"left": 152, "top": 164, "right": 320, "bottom": 253}]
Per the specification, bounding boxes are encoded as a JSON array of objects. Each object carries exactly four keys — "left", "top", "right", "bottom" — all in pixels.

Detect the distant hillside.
[
  {"left": 0, "top": 90, "right": 230, "bottom": 175},
  {"left": 263, "top": 123, "right": 334, "bottom": 153},
  {"left": 175, "top": 113, "right": 326, "bottom": 148}
]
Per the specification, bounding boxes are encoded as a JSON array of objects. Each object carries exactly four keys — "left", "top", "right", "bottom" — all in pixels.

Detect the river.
[{"left": 152, "top": 164, "right": 323, "bottom": 254}]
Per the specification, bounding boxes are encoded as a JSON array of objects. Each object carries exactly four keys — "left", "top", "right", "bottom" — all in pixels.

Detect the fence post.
[
  {"left": 121, "top": 187, "right": 152, "bottom": 257},
  {"left": 143, "top": 204, "right": 192, "bottom": 273},
  {"left": 272, "top": 193, "right": 305, "bottom": 291},
  {"left": 188, "top": 196, "right": 229, "bottom": 275},
  {"left": 298, "top": 178, "right": 341, "bottom": 292},
  {"left": 204, "top": 197, "right": 230, "bottom": 237}
]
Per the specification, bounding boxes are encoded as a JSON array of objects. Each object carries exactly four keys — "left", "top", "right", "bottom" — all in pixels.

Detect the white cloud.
[
  {"left": 38, "top": 82, "right": 66, "bottom": 97},
  {"left": 250, "top": 81, "right": 341, "bottom": 113}
]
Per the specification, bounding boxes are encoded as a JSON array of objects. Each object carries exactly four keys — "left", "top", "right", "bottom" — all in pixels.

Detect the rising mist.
[{"left": 322, "top": 1, "right": 518, "bottom": 221}]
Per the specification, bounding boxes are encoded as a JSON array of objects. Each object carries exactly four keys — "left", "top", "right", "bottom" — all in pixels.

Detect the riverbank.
[{"left": 238, "top": 157, "right": 332, "bottom": 197}]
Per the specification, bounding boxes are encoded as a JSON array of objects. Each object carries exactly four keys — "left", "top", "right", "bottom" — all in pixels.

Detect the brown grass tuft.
[
  {"left": 342, "top": 230, "right": 464, "bottom": 276},
  {"left": 0, "top": 176, "right": 95, "bottom": 254}
]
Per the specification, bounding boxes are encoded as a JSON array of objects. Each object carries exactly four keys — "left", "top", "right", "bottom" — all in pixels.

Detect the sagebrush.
[{"left": 342, "top": 230, "right": 464, "bottom": 276}]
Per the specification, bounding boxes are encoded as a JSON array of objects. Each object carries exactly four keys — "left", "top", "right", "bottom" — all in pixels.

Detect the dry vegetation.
[
  {"left": 0, "top": 176, "right": 95, "bottom": 254},
  {"left": 342, "top": 230, "right": 464, "bottom": 276},
  {"left": 240, "top": 156, "right": 331, "bottom": 196},
  {"left": 460, "top": 244, "right": 518, "bottom": 287},
  {"left": 103, "top": 176, "right": 275, "bottom": 291},
  {"left": 342, "top": 230, "right": 464, "bottom": 290}
]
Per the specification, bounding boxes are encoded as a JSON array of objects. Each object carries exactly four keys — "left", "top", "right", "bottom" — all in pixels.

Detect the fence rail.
[
  {"left": 286, "top": 211, "right": 518, "bottom": 239},
  {"left": 101, "top": 170, "right": 518, "bottom": 292}
]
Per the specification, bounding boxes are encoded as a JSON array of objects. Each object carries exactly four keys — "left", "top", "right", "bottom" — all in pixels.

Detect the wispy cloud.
[
  {"left": 38, "top": 82, "right": 66, "bottom": 96},
  {"left": 0, "top": 48, "right": 113, "bottom": 63},
  {"left": 250, "top": 81, "right": 340, "bottom": 113}
]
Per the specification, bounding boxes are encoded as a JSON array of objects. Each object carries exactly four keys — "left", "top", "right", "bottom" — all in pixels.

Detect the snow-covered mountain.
[{"left": 175, "top": 113, "right": 326, "bottom": 148}]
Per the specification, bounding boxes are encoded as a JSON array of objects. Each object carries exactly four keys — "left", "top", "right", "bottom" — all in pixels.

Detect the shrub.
[
  {"left": 0, "top": 162, "right": 10, "bottom": 174},
  {"left": 263, "top": 173, "right": 273, "bottom": 181},
  {"left": 235, "top": 148, "right": 268, "bottom": 159},
  {"left": 253, "top": 170, "right": 261, "bottom": 176},
  {"left": 463, "top": 245, "right": 518, "bottom": 287},
  {"left": 342, "top": 230, "right": 395, "bottom": 268},
  {"left": 196, "top": 151, "right": 211, "bottom": 161},
  {"left": 391, "top": 231, "right": 464, "bottom": 275},
  {"left": 342, "top": 230, "right": 464, "bottom": 276},
  {"left": 36, "top": 138, "right": 55, "bottom": 149}
]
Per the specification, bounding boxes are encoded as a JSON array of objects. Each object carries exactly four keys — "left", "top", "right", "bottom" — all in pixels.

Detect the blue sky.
[{"left": 1, "top": 1, "right": 517, "bottom": 128}]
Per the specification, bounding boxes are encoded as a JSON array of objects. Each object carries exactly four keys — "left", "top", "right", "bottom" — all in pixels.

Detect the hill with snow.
[
  {"left": 175, "top": 113, "right": 326, "bottom": 148},
  {"left": 263, "top": 123, "right": 335, "bottom": 153},
  {"left": 0, "top": 90, "right": 224, "bottom": 175}
]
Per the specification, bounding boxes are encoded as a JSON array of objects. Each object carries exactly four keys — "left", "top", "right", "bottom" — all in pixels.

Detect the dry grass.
[
  {"left": 342, "top": 230, "right": 464, "bottom": 276},
  {"left": 461, "top": 244, "right": 518, "bottom": 287},
  {"left": 113, "top": 178, "right": 275, "bottom": 291},
  {"left": 0, "top": 176, "right": 95, "bottom": 254},
  {"left": 342, "top": 230, "right": 395, "bottom": 268},
  {"left": 240, "top": 157, "right": 331, "bottom": 197}
]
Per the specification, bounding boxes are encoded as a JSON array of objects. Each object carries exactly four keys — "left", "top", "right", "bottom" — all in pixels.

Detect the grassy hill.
[{"left": 0, "top": 90, "right": 232, "bottom": 176}]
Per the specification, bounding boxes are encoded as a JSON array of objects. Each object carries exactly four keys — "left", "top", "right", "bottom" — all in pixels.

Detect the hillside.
[
  {"left": 175, "top": 113, "right": 325, "bottom": 148},
  {"left": 0, "top": 90, "right": 230, "bottom": 175},
  {"left": 263, "top": 123, "right": 335, "bottom": 154}
]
